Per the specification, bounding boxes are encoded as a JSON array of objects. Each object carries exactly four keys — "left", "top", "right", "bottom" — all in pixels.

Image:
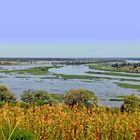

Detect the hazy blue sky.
[{"left": 0, "top": 0, "right": 140, "bottom": 57}]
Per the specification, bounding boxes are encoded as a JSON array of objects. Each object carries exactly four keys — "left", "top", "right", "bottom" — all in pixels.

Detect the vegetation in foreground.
[
  {"left": 0, "top": 101, "right": 140, "bottom": 139},
  {"left": 0, "top": 85, "right": 140, "bottom": 139}
]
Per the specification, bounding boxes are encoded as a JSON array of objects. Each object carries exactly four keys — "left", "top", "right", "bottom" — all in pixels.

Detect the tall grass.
[{"left": 0, "top": 103, "right": 140, "bottom": 140}]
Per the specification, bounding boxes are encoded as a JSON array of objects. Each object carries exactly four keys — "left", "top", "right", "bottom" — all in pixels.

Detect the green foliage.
[
  {"left": 2, "top": 66, "right": 62, "bottom": 75},
  {"left": 56, "top": 73, "right": 140, "bottom": 82},
  {"left": 19, "top": 102, "right": 30, "bottom": 109},
  {"left": 87, "top": 71, "right": 140, "bottom": 78},
  {"left": 50, "top": 94, "right": 63, "bottom": 101},
  {"left": 36, "top": 100, "right": 47, "bottom": 106},
  {"left": 121, "top": 94, "right": 140, "bottom": 113},
  {"left": 0, "top": 101, "right": 5, "bottom": 108},
  {"left": 63, "top": 89, "right": 97, "bottom": 107},
  {"left": 20, "top": 90, "right": 55, "bottom": 105},
  {"left": 115, "top": 82, "right": 140, "bottom": 89},
  {"left": 88, "top": 62, "right": 140, "bottom": 73},
  {"left": 0, "top": 85, "right": 17, "bottom": 103},
  {"left": 20, "top": 90, "right": 35, "bottom": 104},
  {"left": 57, "top": 74, "right": 94, "bottom": 80},
  {"left": 0, "top": 126, "right": 37, "bottom": 140}
]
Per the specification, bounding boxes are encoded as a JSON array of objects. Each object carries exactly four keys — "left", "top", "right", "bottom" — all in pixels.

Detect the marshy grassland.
[
  {"left": 87, "top": 71, "right": 140, "bottom": 78},
  {"left": 114, "top": 82, "right": 140, "bottom": 90},
  {"left": 54, "top": 74, "right": 140, "bottom": 83},
  {"left": 1, "top": 66, "right": 62, "bottom": 75}
]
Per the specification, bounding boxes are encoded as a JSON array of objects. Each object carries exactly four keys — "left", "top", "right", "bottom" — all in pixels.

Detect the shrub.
[
  {"left": 20, "top": 90, "right": 35, "bottom": 104},
  {"left": 34, "top": 90, "right": 52, "bottom": 101},
  {"left": 21, "top": 90, "right": 55, "bottom": 105},
  {"left": 0, "top": 84, "right": 17, "bottom": 103},
  {"left": 63, "top": 89, "right": 97, "bottom": 107},
  {"left": 121, "top": 94, "right": 140, "bottom": 113}
]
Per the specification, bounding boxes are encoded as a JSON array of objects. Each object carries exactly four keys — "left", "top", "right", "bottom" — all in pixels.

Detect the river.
[{"left": 0, "top": 64, "right": 140, "bottom": 107}]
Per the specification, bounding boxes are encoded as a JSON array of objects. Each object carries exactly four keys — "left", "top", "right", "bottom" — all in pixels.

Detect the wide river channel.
[{"left": 0, "top": 64, "right": 140, "bottom": 107}]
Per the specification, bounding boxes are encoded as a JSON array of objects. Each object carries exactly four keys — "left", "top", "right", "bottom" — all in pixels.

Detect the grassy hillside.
[{"left": 0, "top": 104, "right": 140, "bottom": 140}]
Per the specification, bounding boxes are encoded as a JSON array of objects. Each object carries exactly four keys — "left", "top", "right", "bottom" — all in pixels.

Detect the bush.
[
  {"left": 21, "top": 90, "right": 55, "bottom": 105},
  {"left": 63, "top": 89, "right": 97, "bottom": 107},
  {"left": 121, "top": 94, "right": 140, "bottom": 113},
  {"left": 20, "top": 90, "right": 35, "bottom": 104},
  {"left": 34, "top": 90, "right": 52, "bottom": 101},
  {"left": 0, "top": 85, "right": 17, "bottom": 103}
]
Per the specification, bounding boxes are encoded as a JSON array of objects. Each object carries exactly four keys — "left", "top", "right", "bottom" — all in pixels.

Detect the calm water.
[{"left": 0, "top": 64, "right": 140, "bottom": 107}]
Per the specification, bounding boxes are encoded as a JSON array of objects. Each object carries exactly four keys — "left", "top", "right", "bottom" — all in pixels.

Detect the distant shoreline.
[{"left": 0, "top": 57, "right": 140, "bottom": 62}]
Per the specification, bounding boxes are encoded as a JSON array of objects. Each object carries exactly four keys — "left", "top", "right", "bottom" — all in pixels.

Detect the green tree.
[
  {"left": 121, "top": 94, "right": 140, "bottom": 113},
  {"left": 63, "top": 89, "right": 97, "bottom": 107},
  {"left": 0, "top": 85, "right": 17, "bottom": 103}
]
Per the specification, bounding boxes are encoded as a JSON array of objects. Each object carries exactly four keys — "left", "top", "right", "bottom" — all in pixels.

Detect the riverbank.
[
  {"left": 87, "top": 63, "right": 140, "bottom": 73},
  {"left": 1, "top": 66, "right": 62, "bottom": 75}
]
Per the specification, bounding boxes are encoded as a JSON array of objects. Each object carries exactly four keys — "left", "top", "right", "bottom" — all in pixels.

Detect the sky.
[{"left": 0, "top": 0, "right": 140, "bottom": 57}]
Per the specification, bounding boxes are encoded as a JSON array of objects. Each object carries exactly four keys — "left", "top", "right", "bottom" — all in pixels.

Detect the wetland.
[{"left": 0, "top": 58, "right": 140, "bottom": 107}]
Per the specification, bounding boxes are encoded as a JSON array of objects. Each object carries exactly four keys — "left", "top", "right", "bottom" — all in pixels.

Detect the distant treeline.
[
  {"left": 112, "top": 62, "right": 140, "bottom": 68},
  {"left": 0, "top": 57, "right": 137, "bottom": 62}
]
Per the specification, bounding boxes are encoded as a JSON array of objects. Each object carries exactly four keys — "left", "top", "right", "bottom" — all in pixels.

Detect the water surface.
[{"left": 0, "top": 64, "right": 140, "bottom": 107}]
